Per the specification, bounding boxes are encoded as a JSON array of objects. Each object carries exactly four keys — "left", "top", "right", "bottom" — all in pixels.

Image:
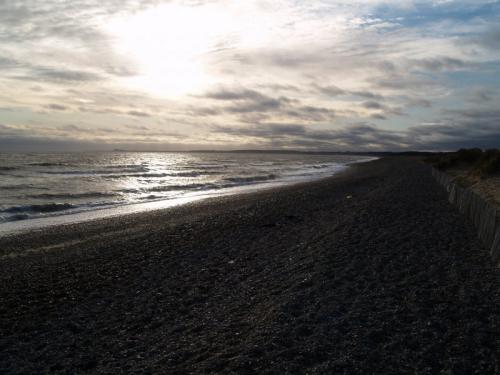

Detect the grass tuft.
[{"left": 425, "top": 148, "right": 500, "bottom": 177}]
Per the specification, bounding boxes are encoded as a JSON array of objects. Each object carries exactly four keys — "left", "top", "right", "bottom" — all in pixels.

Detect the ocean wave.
[
  {"left": 0, "top": 213, "right": 31, "bottom": 222},
  {"left": 312, "top": 164, "right": 331, "bottom": 169},
  {"left": 42, "top": 166, "right": 149, "bottom": 175},
  {"left": 29, "top": 162, "right": 75, "bottom": 167},
  {"left": 171, "top": 171, "right": 201, "bottom": 177},
  {"left": 104, "top": 171, "right": 220, "bottom": 179},
  {"left": 104, "top": 164, "right": 147, "bottom": 170},
  {"left": 147, "top": 183, "right": 219, "bottom": 193},
  {"left": 139, "top": 194, "right": 163, "bottom": 200},
  {"left": 181, "top": 164, "right": 229, "bottom": 170},
  {"left": 0, "top": 184, "right": 48, "bottom": 191},
  {"left": 117, "top": 188, "right": 142, "bottom": 194},
  {"left": 26, "top": 192, "right": 117, "bottom": 199},
  {"left": 0, "top": 166, "right": 17, "bottom": 171},
  {"left": 2, "top": 203, "right": 76, "bottom": 214},
  {"left": 224, "top": 174, "right": 278, "bottom": 184},
  {"left": 137, "top": 173, "right": 176, "bottom": 178}
]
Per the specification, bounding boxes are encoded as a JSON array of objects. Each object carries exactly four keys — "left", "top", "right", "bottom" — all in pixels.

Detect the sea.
[{"left": 0, "top": 152, "right": 374, "bottom": 233}]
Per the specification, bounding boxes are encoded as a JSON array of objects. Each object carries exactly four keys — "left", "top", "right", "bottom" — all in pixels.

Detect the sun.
[{"left": 105, "top": 3, "right": 234, "bottom": 97}]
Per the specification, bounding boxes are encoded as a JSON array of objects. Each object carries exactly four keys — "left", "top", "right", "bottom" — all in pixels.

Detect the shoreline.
[
  {"left": 0, "top": 153, "right": 375, "bottom": 232},
  {"left": 1, "top": 156, "right": 498, "bottom": 373},
  {"left": 0, "top": 158, "right": 378, "bottom": 238},
  {"left": 0, "top": 161, "right": 362, "bottom": 254}
]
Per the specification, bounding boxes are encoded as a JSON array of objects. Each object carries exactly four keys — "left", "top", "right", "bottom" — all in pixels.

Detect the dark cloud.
[
  {"left": 257, "top": 83, "right": 300, "bottom": 92},
  {"left": 0, "top": 55, "right": 107, "bottom": 86},
  {"left": 407, "top": 109, "right": 500, "bottom": 150},
  {"left": 216, "top": 123, "right": 306, "bottom": 139},
  {"left": 46, "top": 103, "right": 67, "bottom": 111},
  {"left": 127, "top": 110, "right": 151, "bottom": 117},
  {"left": 285, "top": 106, "right": 335, "bottom": 121},
  {"left": 104, "top": 65, "right": 138, "bottom": 77},
  {"left": 0, "top": 134, "right": 211, "bottom": 152},
  {"left": 35, "top": 67, "right": 101, "bottom": 82},
  {"left": 60, "top": 124, "right": 88, "bottom": 132},
  {"left": 362, "top": 101, "right": 385, "bottom": 110},
  {"left": 125, "top": 124, "right": 150, "bottom": 131},
  {"left": 187, "top": 106, "right": 222, "bottom": 116},
  {"left": 204, "top": 89, "right": 268, "bottom": 101},
  {"left": 470, "top": 88, "right": 496, "bottom": 103},
  {"left": 351, "top": 90, "right": 384, "bottom": 100},
  {"left": 0, "top": 136, "right": 104, "bottom": 152},
  {"left": 315, "top": 84, "right": 346, "bottom": 97},
  {"left": 361, "top": 101, "right": 405, "bottom": 116},
  {"left": 377, "top": 61, "right": 397, "bottom": 73},
  {"left": 214, "top": 122, "right": 407, "bottom": 150},
  {"left": 78, "top": 106, "right": 121, "bottom": 115},
  {"left": 314, "top": 84, "right": 384, "bottom": 101},
  {"left": 12, "top": 66, "right": 102, "bottom": 83},
  {"left": 468, "top": 25, "right": 500, "bottom": 50},
  {"left": 372, "top": 73, "right": 438, "bottom": 90},
  {"left": 239, "top": 50, "right": 321, "bottom": 68},
  {"left": 225, "top": 98, "right": 283, "bottom": 113},
  {"left": 0, "top": 56, "right": 18, "bottom": 68},
  {"left": 446, "top": 108, "right": 500, "bottom": 121},
  {"left": 412, "top": 57, "right": 468, "bottom": 72},
  {"left": 203, "top": 88, "right": 336, "bottom": 121},
  {"left": 212, "top": 106, "right": 500, "bottom": 151},
  {"left": 406, "top": 98, "right": 432, "bottom": 108}
]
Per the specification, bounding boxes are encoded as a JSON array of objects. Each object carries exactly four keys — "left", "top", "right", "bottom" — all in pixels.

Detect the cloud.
[
  {"left": 204, "top": 89, "right": 267, "bottom": 101},
  {"left": 351, "top": 90, "right": 384, "bottom": 100},
  {"left": 215, "top": 123, "right": 307, "bottom": 139},
  {"left": 225, "top": 98, "right": 284, "bottom": 114},
  {"left": 213, "top": 122, "right": 408, "bottom": 150},
  {"left": 314, "top": 84, "right": 386, "bottom": 102},
  {"left": 0, "top": 0, "right": 499, "bottom": 151},
  {"left": 202, "top": 88, "right": 337, "bottom": 121},
  {"left": 12, "top": 66, "right": 102, "bottom": 83},
  {"left": 315, "top": 84, "right": 346, "bottom": 97},
  {"left": 286, "top": 106, "right": 336, "bottom": 121},
  {"left": 407, "top": 109, "right": 500, "bottom": 150},
  {"left": 468, "top": 24, "right": 500, "bottom": 50},
  {"left": 127, "top": 110, "right": 151, "bottom": 117},
  {"left": 212, "top": 105, "right": 500, "bottom": 151},
  {"left": 45, "top": 104, "right": 67, "bottom": 111},
  {"left": 470, "top": 88, "right": 496, "bottom": 103},
  {"left": 406, "top": 98, "right": 432, "bottom": 108},
  {"left": 361, "top": 100, "right": 405, "bottom": 117},
  {"left": 362, "top": 101, "right": 385, "bottom": 109},
  {"left": 0, "top": 56, "right": 18, "bottom": 68},
  {"left": 411, "top": 57, "right": 469, "bottom": 72},
  {"left": 0, "top": 1, "right": 163, "bottom": 42}
]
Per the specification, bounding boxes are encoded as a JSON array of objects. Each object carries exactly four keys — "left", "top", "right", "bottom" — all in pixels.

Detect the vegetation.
[{"left": 426, "top": 148, "right": 500, "bottom": 177}]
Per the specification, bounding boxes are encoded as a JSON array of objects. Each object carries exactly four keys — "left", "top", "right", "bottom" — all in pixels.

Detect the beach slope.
[{"left": 0, "top": 157, "right": 498, "bottom": 374}]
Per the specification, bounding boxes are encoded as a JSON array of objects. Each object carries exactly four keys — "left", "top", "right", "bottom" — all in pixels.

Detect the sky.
[{"left": 0, "top": 0, "right": 499, "bottom": 152}]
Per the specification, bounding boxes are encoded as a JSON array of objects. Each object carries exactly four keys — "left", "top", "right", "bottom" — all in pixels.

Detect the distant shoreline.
[{"left": 1, "top": 149, "right": 438, "bottom": 156}]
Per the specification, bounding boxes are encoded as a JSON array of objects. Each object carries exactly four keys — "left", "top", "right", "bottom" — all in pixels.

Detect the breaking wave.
[
  {"left": 2, "top": 203, "right": 77, "bottom": 214},
  {"left": 224, "top": 174, "right": 278, "bottom": 184}
]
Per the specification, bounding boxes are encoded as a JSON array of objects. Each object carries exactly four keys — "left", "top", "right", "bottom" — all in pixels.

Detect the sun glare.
[
  {"left": 105, "top": 4, "right": 224, "bottom": 97},
  {"left": 105, "top": 2, "right": 279, "bottom": 97}
]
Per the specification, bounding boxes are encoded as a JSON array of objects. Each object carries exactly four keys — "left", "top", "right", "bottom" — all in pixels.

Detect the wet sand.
[{"left": 0, "top": 157, "right": 498, "bottom": 374}]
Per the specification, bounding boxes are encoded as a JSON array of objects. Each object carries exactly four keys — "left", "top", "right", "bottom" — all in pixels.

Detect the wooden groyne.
[{"left": 432, "top": 168, "right": 500, "bottom": 266}]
